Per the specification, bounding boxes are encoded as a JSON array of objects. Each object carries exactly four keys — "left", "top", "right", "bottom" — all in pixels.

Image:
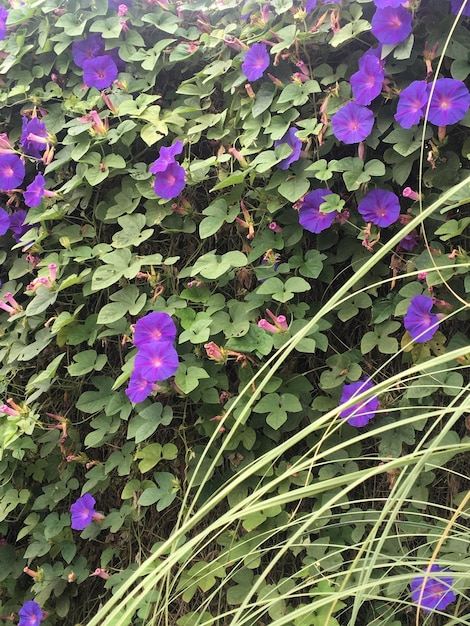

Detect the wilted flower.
[
  {"left": 133, "top": 343, "right": 179, "bottom": 382},
  {"left": 20, "top": 117, "right": 49, "bottom": 159},
  {"left": 404, "top": 295, "right": 441, "bottom": 342},
  {"left": 350, "top": 54, "right": 385, "bottom": 106},
  {"left": 70, "top": 493, "right": 103, "bottom": 530},
  {"left": 274, "top": 128, "right": 302, "bottom": 170},
  {"left": 331, "top": 102, "right": 374, "bottom": 144},
  {"left": 18, "top": 600, "right": 44, "bottom": 626},
  {"left": 82, "top": 55, "right": 118, "bottom": 90},
  {"left": 72, "top": 33, "right": 105, "bottom": 68},
  {"left": 204, "top": 341, "right": 228, "bottom": 363},
  {"left": 398, "top": 231, "right": 418, "bottom": 251},
  {"left": 242, "top": 43, "right": 270, "bottom": 81},
  {"left": 411, "top": 565, "right": 456, "bottom": 613},
  {"left": 402, "top": 186, "right": 421, "bottom": 201},
  {"left": 150, "top": 141, "right": 186, "bottom": 200},
  {"left": 427, "top": 78, "right": 470, "bottom": 126},
  {"left": 298, "top": 188, "right": 336, "bottom": 233},
  {"left": 371, "top": 5, "right": 412, "bottom": 45},
  {"left": 339, "top": 378, "right": 379, "bottom": 427},
  {"left": 0, "top": 7, "right": 8, "bottom": 41},
  {"left": 357, "top": 189, "right": 401, "bottom": 227},
  {"left": 0, "top": 154, "right": 25, "bottom": 189},
  {"left": 133, "top": 312, "right": 177, "bottom": 348}
]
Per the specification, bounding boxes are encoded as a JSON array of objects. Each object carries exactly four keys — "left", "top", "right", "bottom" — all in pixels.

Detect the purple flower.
[
  {"left": 0, "top": 207, "right": 10, "bottom": 235},
  {"left": 125, "top": 372, "right": 155, "bottom": 403},
  {"left": 339, "top": 378, "right": 379, "bottom": 427},
  {"left": 70, "top": 493, "right": 97, "bottom": 530},
  {"left": 242, "top": 43, "right": 270, "bottom": 81},
  {"left": 298, "top": 189, "right": 336, "bottom": 234},
  {"left": 305, "top": 0, "right": 317, "bottom": 10},
  {"left": 72, "top": 33, "right": 105, "bottom": 68},
  {"left": 0, "top": 154, "right": 25, "bottom": 189},
  {"left": 394, "top": 80, "right": 428, "bottom": 128},
  {"left": 373, "top": 0, "right": 406, "bottom": 6},
  {"left": 24, "top": 174, "right": 45, "bottom": 208},
  {"left": 82, "top": 55, "right": 118, "bottom": 90},
  {"left": 331, "top": 102, "right": 374, "bottom": 144},
  {"left": 350, "top": 54, "right": 385, "bottom": 106},
  {"left": 133, "top": 311, "right": 177, "bottom": 348},
  {"left": 18, "top": 600, "right": 44, "bottom": 626},
  {"left": 0, "top": 7, "right": 8, "bottom": 40},
  {"left": 107, "top": 46, "right": 126, "bottom": 73},
  {"left": 404, "top": 295, "right": 440, "bottom": 342},
  {"left": 9, "top": 210, "right": 28, "bottom": 242},
  {"left": 134, "top": 343, "right": 179, "bottom": 382},
  {"left": 398, "top": 232, "right": 418, "bottom": 251},
  {"left": 449, "top": 0, "right": 470, "bottom": 16},
  {"left": 427, "top": 78, "right": 470, "bottom": 126},
  {"left": 150, "top": 141, "right": 186, "bottom": 200},
  {"left": 371, "top": 6, "right": 412, "bottom": 45},
  {"left": 274, "top": 128, "right": 302, "bottom": 170},
  {"left": 20, "top": 117, "right": 48, "bottom": 159},
  {"left": 357, "top": 189, "right": 400, "bottom": 227},
  {"left": 411, "top": 565, "right": 456, "bottom": 614}
]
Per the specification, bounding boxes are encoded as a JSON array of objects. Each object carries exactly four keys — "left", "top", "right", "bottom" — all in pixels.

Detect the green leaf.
[
  {"left": 137, "top": 472, "right": 178, "bottom": 510},
  {"left": 136, "top": 443, "right": 178, "bottom": 473},
  {"left": 278, "top": 176, "right": 310, "bottom": 202}
]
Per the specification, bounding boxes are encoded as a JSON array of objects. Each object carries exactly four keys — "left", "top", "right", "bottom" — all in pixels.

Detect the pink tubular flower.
[
  {"left": 79, "top": 110, "right": 109, "bottom": 135},
  {"left": 402, "top": 187, "right": 421, "bottom": 201},
  {"left": 0, "top": 292, "right": 22, "bottom": 315},
  {"left": 204, "top": 341, "right": 228, "bottom": 363},
  {"left": 258, "top": 309, "right": 289, "bottom": 333},
  {"left": 90, "top": 567, "right": 110, "bottom": 580}
]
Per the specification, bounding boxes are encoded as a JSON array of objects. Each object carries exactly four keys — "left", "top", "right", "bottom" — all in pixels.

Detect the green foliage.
[{"left": 0, "top": 0, "right": 469, "bottom": 624}]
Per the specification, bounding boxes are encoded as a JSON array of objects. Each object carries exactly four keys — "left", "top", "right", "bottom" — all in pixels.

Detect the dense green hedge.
[{"left": 0, "top": 0, "right": 469, "bottom": 624}]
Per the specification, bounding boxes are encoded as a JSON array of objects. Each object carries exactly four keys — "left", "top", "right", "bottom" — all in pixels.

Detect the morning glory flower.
[
  {"left": 373, "top": 0, "right": 407, "bottom": 6},
  {"left": 331, "top": 102, "right": 374, "bottom": 144},
  {"left": 448, "top": 0, "right": 470, "bottom": 16},
  {"left": 82, "top": 55, "right": 118, "bottom": 90},
  {"left": 371, "top": 6, "right": 412, "bottom": 45},
  {"left": 411, "top": 565, "right": 456, "bottom": 613},
  {"left": 0, "top": 154, "right": 25, "bottom": 190},
  {"left": 125, "top": 372, "right": 156, "bottom": 403},
  {"left": 0, "top": 207, "right": 10, "bottom": 235},
  {"left": 150, "top": 141, "right": 186, "bottom": 200},
  {"left": 274, "top": 128, "right": 302, "bottom": 170},
  {"left": 24, "top": 173, "right": 46, "bottom": 208},
  {"left": 18, "top": 600, "right": 44, "bottom": 626},
  {"left": 394, "top": 80, "right": 429, "bottom": 128},
  {"left": 0, "top": 7, "right": 8, "bottom": 40},
  {"left": 427, "top": 78, "right": 470, "bottom": 126},
  {"left": 72, "top": 33, "right": 105, "bottom": 68},
  {"left": 133, "top": 343, "right": 179, "bottom": 383},
  {"left": 298, "top": 188, "right": 336, "bottom": 234},
  {"left": 339, "top": 378, "right": 379, "bottom": 427},
  {"left": 404, "top": 295, "right": 441, "bottom": 342},
  {"left": 242, "top": 43, "right": 270, "bottom": 81},
  {"left": 20, "top": 117, "right": 48, "bottom": 159},
  {"left": 357, "top": 189, "right": 401, "bottom": 227},
  {"left": 70, "top": 493, "right": 103, "bottom": 530},
  {"left": 133, "top": 312, "right": 177, "bottom": 348},
  {"left": 9, "top": 210, "right": 28, "bottom": 242},
  {"left": 350, "top": 54, "right": 385, "bottom": 106}
]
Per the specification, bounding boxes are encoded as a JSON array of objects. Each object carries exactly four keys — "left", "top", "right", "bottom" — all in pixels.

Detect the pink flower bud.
[{"left": 402, "top": 187, "right": 421, "bottom": 201}]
